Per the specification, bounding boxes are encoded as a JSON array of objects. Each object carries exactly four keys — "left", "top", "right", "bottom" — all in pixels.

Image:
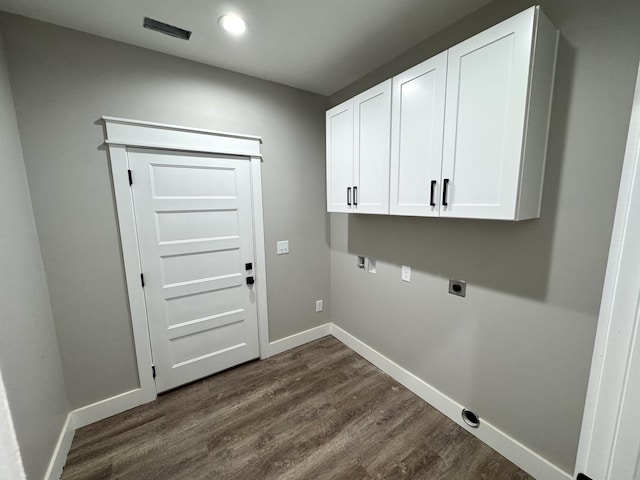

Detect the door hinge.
[
  {"left": 152, "top": 365, "right": 156, "bottom": 378},
  {"left": 140, "top": 273, "right": 145, "bottom": 287},
  {"left": 128, "top": 169, "right": 133, "bottom": 186}
]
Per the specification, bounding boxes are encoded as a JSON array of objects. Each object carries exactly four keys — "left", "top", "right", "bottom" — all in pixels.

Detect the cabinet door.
[
  {"left": 326, "top": 99, "right": 354, "bottom": 213},
  {"left": 390, "top": 52, "right": 447, "bottom": 216},
  {"left": 441, "top": 7, "right": 536, "bottom": 219},
  {"left": 353, "top": 80, "right": 392, "bottom": 214}
]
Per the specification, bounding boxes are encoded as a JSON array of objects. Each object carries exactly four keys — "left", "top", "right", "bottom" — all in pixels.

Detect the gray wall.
[
  {"left": 0, "top": 14, "right": 330, "bottom": 410},
  {"left": 329, "top": 0, "right": 640, "bottom": 473},
  {"left": 0, "top": 26, "right": 69, "bottom": 480},
  {"left": 2, "top": 0, "right": 637, "bottom": 473}
]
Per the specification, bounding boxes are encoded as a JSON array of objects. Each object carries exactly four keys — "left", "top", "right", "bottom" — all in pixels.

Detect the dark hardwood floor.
[{"left": 61, "top": 336, "right": 533, "bottom": 479}]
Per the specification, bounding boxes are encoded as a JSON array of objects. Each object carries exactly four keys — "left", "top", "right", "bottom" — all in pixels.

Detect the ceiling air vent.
[{"left": 143, "top": 17, "right": 192, "bottom": 40}]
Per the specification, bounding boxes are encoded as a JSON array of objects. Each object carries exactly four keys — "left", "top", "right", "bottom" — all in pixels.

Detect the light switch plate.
[
  {"left": 315, "top": 300, "right": 323, "bottom": 312},
  {"left": 276, "top": 240, "right": 289, "bottom": 255},
  {"left": 401, "top": 265, "right": 411, "bottom": 282}
]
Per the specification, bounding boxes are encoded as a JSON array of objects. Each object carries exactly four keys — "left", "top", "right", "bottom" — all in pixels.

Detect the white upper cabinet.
[
  {"left": 326, "top": 80, "right": 391, "bottom": 214},
  {"left": 327, "top": 6, "right": 558, "bottom": 221},
  {"left": 390, "top": 51, "right": 447, "bottom": 216},
  {"left": 326, "top": 100, "right": 354, "bottom": 213},
  {"left": 354, "top": 80, "right": 392, "bottom": 214},
  {"left": 441, "top": 6, "right": 558, "bottom": 220}
]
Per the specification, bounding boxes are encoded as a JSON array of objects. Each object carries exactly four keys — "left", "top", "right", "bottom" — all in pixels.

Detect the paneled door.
[{"left": 128, "top": 148, "right": 259, "bottom": 393}]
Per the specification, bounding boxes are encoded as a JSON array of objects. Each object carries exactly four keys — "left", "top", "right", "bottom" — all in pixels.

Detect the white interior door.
[{"left": 128, "top": 148, "right": 259, "bottom": 393}]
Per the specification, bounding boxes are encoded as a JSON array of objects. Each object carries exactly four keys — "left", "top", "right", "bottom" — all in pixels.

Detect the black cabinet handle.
[
  {"left": 430, "top": 180, "right": 437, "bottom": 207},
  {"left": 347, "top": 187, "right": 352, "bottom": 206},
  {"left": 442, "top": 179, "right": 450, "bottom": 207},
  {"left": 353, "top": 186, "right": 358, "bottom": 206}
]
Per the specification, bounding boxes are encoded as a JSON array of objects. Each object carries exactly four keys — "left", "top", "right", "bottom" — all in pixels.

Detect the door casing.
[
  {"left": 574, "top": 63, "right": 640, "bottom": 478},
  {"left": 104, "top": 116, "right": 269, "bottom": 406}
]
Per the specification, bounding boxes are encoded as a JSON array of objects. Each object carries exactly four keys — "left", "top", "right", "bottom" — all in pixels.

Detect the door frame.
[
  {"left": 103, "top": 116, "right": 270, "bottom": 404},
  {"left": 574, "top": 63, "right": 640, "bottom": 478}
]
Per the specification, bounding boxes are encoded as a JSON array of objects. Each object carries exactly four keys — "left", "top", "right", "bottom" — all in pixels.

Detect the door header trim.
[{"left": 103, "top": 116, "right": 263, "bottom": 157}]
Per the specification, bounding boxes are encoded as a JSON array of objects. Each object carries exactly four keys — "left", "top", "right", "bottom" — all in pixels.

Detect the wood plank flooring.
[{"left": 61, "top": 337, "right": 533, "bottom": 480}]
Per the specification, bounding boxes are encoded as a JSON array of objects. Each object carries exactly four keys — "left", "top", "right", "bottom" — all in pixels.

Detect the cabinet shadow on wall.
[{"left": 341, "top": 37, "right": 575, "bottom": 304}]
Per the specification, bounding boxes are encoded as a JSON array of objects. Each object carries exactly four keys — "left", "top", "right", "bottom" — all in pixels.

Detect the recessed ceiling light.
[{"left": 219, "top": 14, "right": 248, "bottom": 36}]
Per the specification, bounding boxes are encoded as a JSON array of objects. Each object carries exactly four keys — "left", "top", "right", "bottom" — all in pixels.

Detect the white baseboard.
[
  {"left": 265, "top": 323, "right": 331, "bottom": 357},
  {"left": 45, "top": 322, "right": 567, "bottom": 480},
  {"left": 44, "top": 413, "right": 75, "bottom": 480},
  {"left": 71, "top": 387, "right": 155, "bottom": 429},
  {"left": 45, "top": 388, "right": 156, "bottom": 479},
  {"left": 329, "top": 324, "right": 571, "bottom": 480},
  {"left": 66, "top": 324, "right": 332, "bottom": 434}
]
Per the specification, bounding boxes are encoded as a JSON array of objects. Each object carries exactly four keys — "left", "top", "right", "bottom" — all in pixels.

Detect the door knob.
[{"left": 246, "top": 276, "right": 255, "bottom": 286}]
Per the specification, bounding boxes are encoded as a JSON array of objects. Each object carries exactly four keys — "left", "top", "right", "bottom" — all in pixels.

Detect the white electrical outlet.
[
  {"left": 315, "top": 300, "right": 323, "bottom": 312},
  {"left": 401, "top": 265, "right": 411, "bottom": 282},
  {"left": 368, "top": 258, "right": 377, "bottom": 274},
  {"left": 276, "top": 240, "right": 289, "bottom": 255}
]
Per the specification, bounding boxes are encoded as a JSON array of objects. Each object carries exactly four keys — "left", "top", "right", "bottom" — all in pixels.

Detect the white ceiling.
[{"left": 0, "top": 0, "right": 491, "bottom": 96}]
